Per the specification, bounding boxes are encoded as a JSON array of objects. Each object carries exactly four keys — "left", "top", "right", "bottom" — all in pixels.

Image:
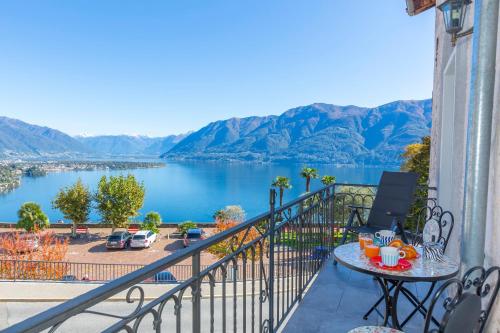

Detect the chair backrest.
[
  {"left": 424, "top": 266, "right": 500, "bottom": 333},
  {"left": 366, "top": 171, "right": 419, "bottom": 229},
  {"left": 410, "top": 205, "right": 454, "bottom": 250}
]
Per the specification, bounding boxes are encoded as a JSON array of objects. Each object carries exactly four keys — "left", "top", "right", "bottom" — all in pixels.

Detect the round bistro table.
[{"left": 333, "top": 243, "right": 459, "bottom": 330}]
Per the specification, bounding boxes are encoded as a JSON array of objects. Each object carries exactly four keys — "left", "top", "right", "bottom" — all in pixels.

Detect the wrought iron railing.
[
  {"left": 0, "top": 259, "right": 271, "bottom": 283},
  {"left": 1, "top": 183, "right": 433, "bottom": 333}
]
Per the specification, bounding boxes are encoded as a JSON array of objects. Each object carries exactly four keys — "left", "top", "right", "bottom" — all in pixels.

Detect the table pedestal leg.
[{"left": 369, "top": 279, "right": 434, "bottom": 330}]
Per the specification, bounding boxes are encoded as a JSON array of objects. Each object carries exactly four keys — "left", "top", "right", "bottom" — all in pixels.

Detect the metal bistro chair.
[
  {"left": 362, "top": 205, "right": 455, "bottom": 327},
  {"left": 348, "top": 265, "right": 500, "bottom": 333},
  {"left": 337, "top": 171, "right": 419, "bottom": 252}
]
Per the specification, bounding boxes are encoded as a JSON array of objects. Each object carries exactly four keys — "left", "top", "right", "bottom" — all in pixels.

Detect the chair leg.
[
  {"left": 333, "top": 210, "right": 357, "bottom": 265},
  {"left": 333, "top": 231, "right": 348, "bottom": 265}
]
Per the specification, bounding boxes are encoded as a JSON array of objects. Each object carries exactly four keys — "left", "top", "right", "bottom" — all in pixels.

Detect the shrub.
[
  {"left": 142, "top": 211, "right": 162, "bottom": 234},
  {"left": 17, "top": 202, "right": 49, "bottom": 232},
  {"left": 0, "top": 230, "right": 69, "bottom": 280},
  {"left": 178, "top": 221, "right": 197, "bottom": 235}
]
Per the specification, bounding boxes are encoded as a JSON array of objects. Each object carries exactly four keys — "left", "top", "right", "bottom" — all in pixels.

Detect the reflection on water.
[{"left": 0, "top": 161, "right": 396, "bottom": 223}]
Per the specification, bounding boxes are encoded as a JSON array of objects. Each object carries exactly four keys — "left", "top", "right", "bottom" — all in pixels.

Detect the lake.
[{"left": 0, "top": 162, "right": 396, "bottom": 223}]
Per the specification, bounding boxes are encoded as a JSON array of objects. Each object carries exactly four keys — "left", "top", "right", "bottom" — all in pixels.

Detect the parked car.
[
  {"left": 106, "top": 231, "right": 132, "bottom": 249},
  {"left": 61, "top": 275, "right": 77, "bottom": 282},
  {"left": 183, "top": 228, "right": 205, "bottom": 247},
  {"left": 154, "top": 271, "right": 177, "bottom": 284},
  {"left": 130, "top": 230, "right": 157, "bottom": 248}
]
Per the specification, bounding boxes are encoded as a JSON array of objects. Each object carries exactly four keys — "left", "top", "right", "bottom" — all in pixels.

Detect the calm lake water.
[{"left": 0, "top": 162, "right": 396, "bottom": 223}]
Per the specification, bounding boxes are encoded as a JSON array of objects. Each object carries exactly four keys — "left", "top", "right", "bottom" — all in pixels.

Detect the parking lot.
[{"left": 0, "top": 227, "right": 218, "bottom": 267}]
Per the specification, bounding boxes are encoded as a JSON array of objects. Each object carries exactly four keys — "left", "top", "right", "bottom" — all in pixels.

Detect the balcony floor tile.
[{"left": 282, "top": 259, "right": 434, "bottom": 333}]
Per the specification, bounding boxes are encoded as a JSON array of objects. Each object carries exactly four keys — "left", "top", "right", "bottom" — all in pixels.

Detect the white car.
[{"left": 130, "top": 230, "right": 157, "bottom": 248}]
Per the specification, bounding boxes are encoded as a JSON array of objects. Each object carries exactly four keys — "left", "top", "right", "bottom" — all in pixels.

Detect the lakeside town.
[{"left": 0, "top": 160, "right": 165, "bottom": 194}]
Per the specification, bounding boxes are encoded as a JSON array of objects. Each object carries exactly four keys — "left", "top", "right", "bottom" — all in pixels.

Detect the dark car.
[
  {"left": 61, "top": 275, "right": 77, "bottom": 282},
  {"left": 154, "top": 271, "right": 177, "bottom": 284},
  {"left": 106, "top": 231, "right": 132, "bottom": 249},
  {"left": 183, "top": 228, "right": 205, "bottom": 247}
]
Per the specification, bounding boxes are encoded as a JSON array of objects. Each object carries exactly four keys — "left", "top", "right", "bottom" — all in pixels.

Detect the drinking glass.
[
  {"left": 364, "top": 244, "right": 380, "bottom": 258},
  {"left": 359, "top": 233, "right": 374, "bottom": 250}
]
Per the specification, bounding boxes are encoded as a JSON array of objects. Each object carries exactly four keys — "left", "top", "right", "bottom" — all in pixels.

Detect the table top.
[
  {"left": 334, "top": 242, "right": 459, "bottom": 282},
  {"left": 348, "top": 326, "right": 403, "bottom": 333}
]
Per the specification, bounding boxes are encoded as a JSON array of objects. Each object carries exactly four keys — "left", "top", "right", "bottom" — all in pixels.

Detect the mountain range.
[
  {"left": 0, "top": 99, "right": 431, "bottom": 165},
  {"left": 0, "top": 116, "right": 188, "bottom": 158},
  {"left": 163, "top": 99, "right": 432, "bottom": 165}
]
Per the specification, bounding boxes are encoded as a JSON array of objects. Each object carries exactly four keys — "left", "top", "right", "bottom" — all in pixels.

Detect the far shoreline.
[{"left": 0, "top": 221, "right": 215, "bottom": 229}]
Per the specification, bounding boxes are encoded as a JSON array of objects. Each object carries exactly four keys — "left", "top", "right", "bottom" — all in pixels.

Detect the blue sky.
[{"left": 0, "top": 1, "right": 435, "bottom": 136}]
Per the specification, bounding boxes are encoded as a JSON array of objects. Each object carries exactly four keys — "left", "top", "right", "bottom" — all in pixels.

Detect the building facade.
[{"left": 427, "top": 0, "right": 500, "bottom": 329}]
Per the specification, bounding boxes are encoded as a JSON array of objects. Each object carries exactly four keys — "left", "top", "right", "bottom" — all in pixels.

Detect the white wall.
[
  {"left": 431, "top": 1, "right": 500, "bottom": 331},
  {"left": 429, "top": 1, "right": 474, "bottom": 262}
]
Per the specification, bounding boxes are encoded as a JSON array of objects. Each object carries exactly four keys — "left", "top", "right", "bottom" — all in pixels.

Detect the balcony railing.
[
  {"left": 1, "top": 183, "right": 434, "bottom": 333},
  {"left": 0, "top": 259, "right": 272, "bottom": 283}
]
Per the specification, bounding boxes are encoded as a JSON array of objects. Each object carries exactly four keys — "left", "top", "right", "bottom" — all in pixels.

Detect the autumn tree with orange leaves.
[
  {"left": 0, "top": 230, "right": 69, "bottom": 280},
  {"left": 207, "top": 219, "right": 265, "bottom": 260}
]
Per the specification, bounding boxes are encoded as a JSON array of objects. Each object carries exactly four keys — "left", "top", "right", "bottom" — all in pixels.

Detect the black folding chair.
[{"left": 337, "top": 171, "right": 419, "bottom": 250}]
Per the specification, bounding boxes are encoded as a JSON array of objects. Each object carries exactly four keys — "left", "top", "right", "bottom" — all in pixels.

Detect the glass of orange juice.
[
  {"left": 359, "top": 233, "right": 374, "bottom": 250},
  {"left": 365, "top": 244, "right": 380, "bottom": 258}
]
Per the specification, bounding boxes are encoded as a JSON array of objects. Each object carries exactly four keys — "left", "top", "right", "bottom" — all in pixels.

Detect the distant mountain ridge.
[
  {"left": 0, "top": 99, "right": 431, "bottom": 164},
  {"left": 75, "top": 134, "right": 188, "bottom": 157},
  {"left": 162, "top": 99, "right": 432, "bottom": 165},
  {"left": 0, "top": 117, "right": 90, "bottom": 158},
  {"left": 0, "top": 117, "right": 187, "bottom": 158}
]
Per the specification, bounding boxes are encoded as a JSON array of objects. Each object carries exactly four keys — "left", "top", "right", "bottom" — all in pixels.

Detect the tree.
[
  {"left": 225, "top": 205, "right": 245, "bottom": 222},
  {"left": 300, "top": 167, "right": 319, "bottom": 192},
  {"left": 95, "top": 174, "right": 145, "bottom": 232},
  {"left": 321, "top": 175, "right": 336, "bottom": 186},
  {"left": 0, "top": 230, "right": 69, "bottom": 280},
  {"left": 52, "top": 179, "right": 92, "bottom": 237},
  {"left": 142, "top": 211, "right": 162, "bottom": 234},
  {"left": 401, "top": 136, "right": 431, "bottom": 185},
  {"left": 271, "top": 176, "right": 292, "bottom": 206},
  {"left": 401, "top": 136, "right": 432, "bottom": 229},
  {"left": 207, "top": 219, "right": 263, "bottom": 259},
  {"left": 214, "top": 205, "right": 246, "bottom": 223},
  {"left": 178, "top": 221, "right": 197, "bottom": 235},
  {"left": 17, "top": 202, "right": 50, "bottom": 232}
]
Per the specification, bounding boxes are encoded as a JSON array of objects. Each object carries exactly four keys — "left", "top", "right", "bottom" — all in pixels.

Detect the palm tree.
[
  {"left": 321, "top": 175, "right": 336, "bottom": 186},
  {"left": 271, "top": 176, "right": 292, "bottom": 206},
  {"left": 300, "top": 167, "right": 319, "bottom": 193}
]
